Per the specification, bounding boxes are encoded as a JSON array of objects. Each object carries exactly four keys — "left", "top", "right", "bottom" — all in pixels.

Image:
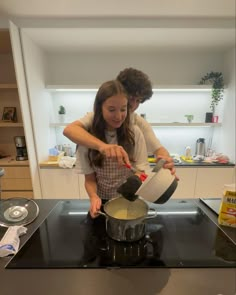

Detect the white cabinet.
[
  {"left": 194, "top": 167, "right": 235, "bottom": 198},
  {"left": 40, "top": 168, "right": 80, "bottom": 199},
  {"left": 172, "top": 168, "right": 197, "bottom": 198},
  {"left": 39, "top": 166, "right": 235, "bottom": 200},
  {"left": 78, "top": 175, "right": 89, "bottom": 199},
  {"left": 171, "top": 166, "right": 235, "bottom": 199}
]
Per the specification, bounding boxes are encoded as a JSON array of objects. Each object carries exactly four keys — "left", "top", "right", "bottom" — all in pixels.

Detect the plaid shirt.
[{"left": 92, "top": 158, "right": 133, "bottom": 200}]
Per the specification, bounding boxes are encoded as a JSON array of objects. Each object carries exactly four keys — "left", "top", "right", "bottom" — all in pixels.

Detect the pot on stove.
[{"left": 98, "top": 197, "right": 157, "bottom": 242}]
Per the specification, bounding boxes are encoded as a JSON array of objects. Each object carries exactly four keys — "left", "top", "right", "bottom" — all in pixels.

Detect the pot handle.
[
  {"left": 97, "top": 210, "right": 106, "bottom": 217},
  {"left": 145, "top": 208, "right": 158, "bottom": 220}
]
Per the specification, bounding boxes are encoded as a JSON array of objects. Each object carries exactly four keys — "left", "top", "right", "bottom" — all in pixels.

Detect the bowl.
[{"left": 0, "top": 197, "right": 39, "bottom": 227}]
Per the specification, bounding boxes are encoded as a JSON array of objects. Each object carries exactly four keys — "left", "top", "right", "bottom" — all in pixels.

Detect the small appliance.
[
  {"left": 14, "top": 136, "right": 28, "bottom": 161},
  {"left": 195, "top": 138, "right": 206, "bottom": 156}
]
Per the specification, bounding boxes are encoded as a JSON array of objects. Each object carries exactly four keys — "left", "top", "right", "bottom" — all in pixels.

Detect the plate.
[{"left": 0, "top": 198, "right": 39, "bottom": 227}]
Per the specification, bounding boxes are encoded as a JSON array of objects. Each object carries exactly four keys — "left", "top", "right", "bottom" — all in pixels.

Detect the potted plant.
[
  {"left": 58, "top": 105, "right": 66, "bottom": 122},
  {"left": 199, "top": 71, "right": 224, "bottom": 115},
  {"left": 184, "top": 114, "right": 194, "bottom": 123}
]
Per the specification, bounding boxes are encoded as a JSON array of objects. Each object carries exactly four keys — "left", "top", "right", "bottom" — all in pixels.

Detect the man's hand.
[
  {"left": 156, "top": 155, "right": 179, "bottom": 181},
  {"left": 99, "top": 143, "right": 130, "bottom": 166}
]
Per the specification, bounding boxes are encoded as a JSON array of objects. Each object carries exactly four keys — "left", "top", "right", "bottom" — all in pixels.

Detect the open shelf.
[
  {"left": 0, "top": 83, "right": 18, "bottom": 89},
  {"left": 46, "top": 84, "right": 216, "bottom": 92},
  {"left": 149, "top": 122, "right": 222, "bottom": 127},
  {"left": 0, "top": 122, "right": 23, "bottom": 127},
  {"left": 50, "top": 122, "right": 222, "bottom": 128}
]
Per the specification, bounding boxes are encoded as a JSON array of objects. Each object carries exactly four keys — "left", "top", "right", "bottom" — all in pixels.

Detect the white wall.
[
  {"left": 10, "top": 22, "right": 42, "bottom": 198},
  {"left": 219, "top": 48, "right": 236, "bottom": 162},
  {"left": 21, "top": 30, "right": 56, "bottom": 162},
  {"left": 46, "top": 51, "right": 224, "bottom": 86}
]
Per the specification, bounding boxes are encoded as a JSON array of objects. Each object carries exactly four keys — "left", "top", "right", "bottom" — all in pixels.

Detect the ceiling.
[
  {"left": 0, "top": 0, "right": 235, "bottom": 18},
  {"left": 0, "top": 0, "right": 235, "bottom": 53},
  {"left": 23, "top": 27, "right": 235, "bottom": 53}
]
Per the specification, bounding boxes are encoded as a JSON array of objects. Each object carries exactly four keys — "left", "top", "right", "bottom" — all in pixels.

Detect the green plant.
[
  {"left": 58, "top": 105, "right": 66, "bottom": 114},
  {"left": 185, "top": 114, "right": 194, "bottom": 123},
  {"left": 199, "top": 71, "right": 224, "bottom": 112}
]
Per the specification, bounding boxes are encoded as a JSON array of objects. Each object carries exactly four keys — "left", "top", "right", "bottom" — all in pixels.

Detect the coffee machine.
[{"left": 14, "top": 136, "right": 28, "bottom": 161}]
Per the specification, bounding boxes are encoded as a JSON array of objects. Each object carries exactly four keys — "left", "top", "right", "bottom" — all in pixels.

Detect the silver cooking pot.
[{"left": 98, "top": 197, "right": 157, "bottom": 242}]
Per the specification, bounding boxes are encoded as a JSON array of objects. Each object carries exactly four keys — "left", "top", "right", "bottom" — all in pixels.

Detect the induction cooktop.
[{"left": 6, "top": 200, "right": 236, "bottom": 269}]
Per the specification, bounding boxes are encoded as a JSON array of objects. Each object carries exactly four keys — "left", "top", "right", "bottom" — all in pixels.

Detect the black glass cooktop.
[{"left": 6, "top": 200, "right": 236, "bottom": 269}]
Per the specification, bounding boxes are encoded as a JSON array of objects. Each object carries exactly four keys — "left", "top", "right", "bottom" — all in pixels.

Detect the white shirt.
[{"left": 79, "top": 112, "right": 162, "bottom": 153}]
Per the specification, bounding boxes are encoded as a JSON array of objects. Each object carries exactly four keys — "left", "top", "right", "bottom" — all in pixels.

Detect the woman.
[{"left": 76, "top": 80, "right": 151, "bottom": 218}]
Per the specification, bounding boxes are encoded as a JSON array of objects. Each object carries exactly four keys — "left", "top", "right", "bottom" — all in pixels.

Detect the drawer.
[
  {"left": 2, "top": 166, "right": 31, "bottom": 179},
  {"left": 1, "top": 178, "right": 32, "bottom": 190},
  {"left": 1, "top": 191, "right": 34, "bottom": 199}
]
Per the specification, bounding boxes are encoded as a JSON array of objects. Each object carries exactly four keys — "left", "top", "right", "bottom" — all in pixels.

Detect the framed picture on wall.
[{"left": 2, "top": 107, "right": 17, "bottom": 122}]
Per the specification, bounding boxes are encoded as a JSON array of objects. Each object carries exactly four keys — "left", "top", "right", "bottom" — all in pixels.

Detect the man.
[{"left": 63, "top": 68, "right": 176, "bottom": 175}]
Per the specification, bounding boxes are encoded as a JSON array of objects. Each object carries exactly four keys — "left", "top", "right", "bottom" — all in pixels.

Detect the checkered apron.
[{"left": 92, "top": 158, "right": 133, "bottom": 201}]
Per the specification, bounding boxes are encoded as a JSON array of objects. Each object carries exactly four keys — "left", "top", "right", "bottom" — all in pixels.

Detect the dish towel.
[
  {"left": 58, "top": 156, "right": 76, "bottom": 169},
  {"left": 0, "top": 226, "right": 27, "bottom": 257}
]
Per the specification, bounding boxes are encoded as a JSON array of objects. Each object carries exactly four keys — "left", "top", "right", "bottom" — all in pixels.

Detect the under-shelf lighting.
[
  {"left": 46, "top": 85, "right": 213, "bottom": 92},
  {"left": 153, "top": 88, "right": 211, "bottom": 92},
  {"left": 54, "top": 88, "right": 98, "bottom": 92},
  {"left": 46, "top": 85, "right": 98, "bottom": 92}
]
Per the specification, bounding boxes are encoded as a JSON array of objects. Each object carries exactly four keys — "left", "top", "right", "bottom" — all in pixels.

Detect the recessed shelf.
[
  {"left": 50, "top": 122, "right": 221, "bottom": 127},
  {"left": 0, "top": 122, "right": 23, "bottom": 127},
  {"left": 0, "top": 83, "right": 18, "bottom": 89},
  {"left": 150, "top": 123, "right": 222, "bottom": 127},
  {"left": 46, "top": 84, "right": 218, "bottom": 92}
]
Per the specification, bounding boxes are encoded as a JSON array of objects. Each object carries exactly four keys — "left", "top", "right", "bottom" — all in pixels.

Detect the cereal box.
[{"left": 218, "top": 184, "right": 236, "bottom": 228}]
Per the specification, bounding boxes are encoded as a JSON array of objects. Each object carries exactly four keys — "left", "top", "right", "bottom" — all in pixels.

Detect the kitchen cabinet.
[
  {"left": 0, "top": 32, "right": 24, "bottom": 154},
  {"left": 0, "top": 30, "right": 34, "bottom": 199},
  {"left": 38, "top": 165, "right": 235, "bottom": 200},
  {"left": 171, "top": 167, "right": 197, "bottom": 198},
  {"left": 171, "top": 166, "right": 235, "bottom": 199},
  {"left": 194, "top": 167, "right": 235, "bottom": 198},
  {"left": 78, "top": 174, "right": 89, "bottom": 199},
  {"left": 1, "top": 165, "right": 33, "bottom": 199},
  {"left": 40, "top": 168, "right": 80, "bottom": 199},
  {"left": 39, "top": 168, "right": 89, "bottom": 199}
]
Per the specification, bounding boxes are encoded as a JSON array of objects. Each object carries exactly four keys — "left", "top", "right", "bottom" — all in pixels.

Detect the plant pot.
[
  {"left": 205, "top": 112, "right": 213, "bottom": 123},
  {"left": 58, "top": 114, "right": 66, "bottom": 123}
]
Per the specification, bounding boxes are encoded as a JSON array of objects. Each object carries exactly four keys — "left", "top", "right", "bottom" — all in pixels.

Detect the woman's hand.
[
  {"left": 99, "top": 143, "right": 130, "bottom": 166},
  {"left": 89, "top": 194, "right": 102, "bottom": 218}
]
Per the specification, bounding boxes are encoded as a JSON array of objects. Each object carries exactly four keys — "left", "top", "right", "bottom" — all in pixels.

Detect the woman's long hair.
[{"left": 89, "top": 80, "right": 135, "bottom": 167}]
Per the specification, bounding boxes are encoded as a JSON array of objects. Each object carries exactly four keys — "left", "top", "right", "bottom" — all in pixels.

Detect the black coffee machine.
[{"left": 14, "top": 136, "right": 28, "bottom": 161}]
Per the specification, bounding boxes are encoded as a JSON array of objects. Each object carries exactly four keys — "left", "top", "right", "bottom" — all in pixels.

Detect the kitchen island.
[{"left": 0, "top": 198, "right": 235, "bottom": 295}]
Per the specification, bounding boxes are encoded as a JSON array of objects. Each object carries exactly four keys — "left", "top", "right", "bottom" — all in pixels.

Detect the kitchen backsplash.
[{"left": 53, "top": 89, "right": 224, "bottom": 158}]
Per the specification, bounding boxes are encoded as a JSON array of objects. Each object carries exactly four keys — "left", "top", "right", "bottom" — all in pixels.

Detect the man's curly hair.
[{"left": 116, "top": 68, "right": 153, "bottom": 103}]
